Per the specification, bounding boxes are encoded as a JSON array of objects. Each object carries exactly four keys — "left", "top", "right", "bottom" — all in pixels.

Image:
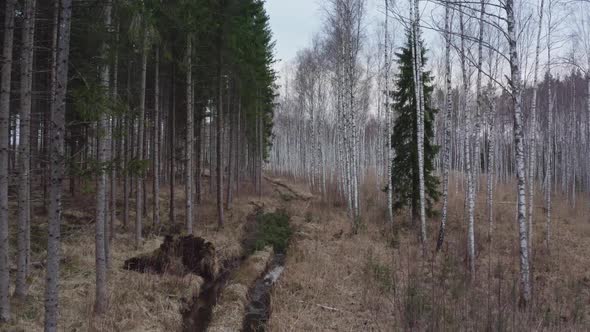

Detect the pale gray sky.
[{"left": 265, "top": 0, "right": 324, "bottom": 67}]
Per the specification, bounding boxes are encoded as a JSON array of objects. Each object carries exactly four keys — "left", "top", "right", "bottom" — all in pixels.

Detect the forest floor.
[{"left": 5, "top": 173, "right": 590, "bottom": 331}]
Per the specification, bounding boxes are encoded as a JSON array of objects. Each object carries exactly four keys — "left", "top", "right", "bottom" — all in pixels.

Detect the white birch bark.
[
  {"left": 473, "top": 0, "right": 486, "bottom": 190},
  {"left": 437, "top": 3, "right": 452, "bottom": 251},
  {"left": 412, "top": 0, "right": 427, "bottom": 245},
  {"left": 385, "top": 0, "right": 394, "bottom": 225},
  {"left": 545, "top": 5, "right": 553, "bottom": 250},
  {"left": 506, "top": 0, "right": 532, "bottom": 306},
  {"left": 460, "top": 11, "right": 476, "bottom": 276},
  {"left": 528, "top": 0, "right": 545, "bottom": 258}
]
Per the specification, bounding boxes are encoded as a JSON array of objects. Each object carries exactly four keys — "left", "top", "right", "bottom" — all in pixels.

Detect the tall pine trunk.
[
  {"left": 216, "top": 34, "right": 225, "bottom": 228},
  {"left": 136, "top": 30, "right": 147, "bottom": 248},
  {"left": 0, "top": 0, "right": 17, "bottom": 320},
  {"left": 94, "top": 0, "right": 112, "bottom": 315},
  {"left": 45, "top": 0, "right": 73, "bottom": 329},
  {"left": 153, "top": 49, "right": 161, "bottom": 226},
  {"left": 169, "top": 68, "right": 176, "bottom": 224},
  {"left": 185, "top": 36, "right": 194, "bottom": 234},
  {"left": 15, "top": 0, "right": 36, "bottom": 299}
]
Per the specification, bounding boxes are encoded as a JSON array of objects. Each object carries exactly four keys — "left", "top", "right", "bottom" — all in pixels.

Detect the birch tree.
[
  {"left": 527, "top": 0, "right": 545, "bottom": 258},
  {"left": 411, "top": 0, "right": 428, "bottom": 246},
  {"left": 506, "top": 0, "right": 532, "bottom": 306},
  {"left": 437, "top": 2, "right": 453, "bottom": 251},
  {"left": 385, "top": 0, "right": 394, "bottom": 225},
  {"left": 458, "top": 10, "right": 476, "bottom": 274}
]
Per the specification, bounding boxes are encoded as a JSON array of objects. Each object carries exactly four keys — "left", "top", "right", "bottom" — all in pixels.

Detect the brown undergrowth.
[
  {"left": 5, "top": 172, "right": 590, "bottom": 331},
  {"left": 267, "top": 172, "right": 590, "bottom": 331},
  {"left": 5, "top": 177, "right": 276, "bottom": 331}
]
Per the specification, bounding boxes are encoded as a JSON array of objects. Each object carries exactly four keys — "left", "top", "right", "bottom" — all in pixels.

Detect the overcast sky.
[
  {"left": 265, "top": 0, "right": 389, "bottom": 74},
  {"left": 265, "top": 0, "right": 324, "bottom": 67}
]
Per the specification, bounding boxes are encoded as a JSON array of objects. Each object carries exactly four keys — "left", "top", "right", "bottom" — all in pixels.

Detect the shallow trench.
[
  {"left": 242, "top": 253, "right": 286, "bottom": 332},
  {"left": 181, "top": 257, "right": 242, "bottom": 332}
]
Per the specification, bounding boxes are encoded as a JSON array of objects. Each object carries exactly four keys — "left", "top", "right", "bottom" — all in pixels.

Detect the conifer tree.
[{"left": 390, "top": 31, "right": 440, "bottom": 222}]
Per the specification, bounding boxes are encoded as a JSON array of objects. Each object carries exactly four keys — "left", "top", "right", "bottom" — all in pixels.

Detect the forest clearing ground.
[
  {"left": 6, "top": 178, "right": 280, "bottom": 331},
  {"left": 267, "top": 174, "right": 590, "bottom": 331},
  {"left": 4, "top": 174, "right": 590, "bottom": 331}
]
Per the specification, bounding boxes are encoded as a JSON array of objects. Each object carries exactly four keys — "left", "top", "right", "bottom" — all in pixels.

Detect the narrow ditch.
[
  {"left": 242, "top": 253, "right": 286, "bottom": 332},
  {"left": 181, "top": 256, "right": 242, "bottom": 332},
  {"left": 124, "top": 205, "right": 292, "bottom": 332}
]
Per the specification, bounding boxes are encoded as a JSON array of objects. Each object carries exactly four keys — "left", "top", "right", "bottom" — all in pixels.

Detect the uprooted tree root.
[{"left": 124, "top": 235, "right": 219, "bottom": 280}]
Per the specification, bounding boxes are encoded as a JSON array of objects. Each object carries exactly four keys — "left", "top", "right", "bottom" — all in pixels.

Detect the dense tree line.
[
  {"left": 269, "top": 0, "right": 590, "bottom": 308},
  {"left": 0, "top": 0, "right": 275, "bottom": 328}
]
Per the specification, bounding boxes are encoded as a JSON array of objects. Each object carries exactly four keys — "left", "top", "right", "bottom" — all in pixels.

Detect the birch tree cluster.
[{"left": 270, "top": 0, "right": 590, "bottom": 308}]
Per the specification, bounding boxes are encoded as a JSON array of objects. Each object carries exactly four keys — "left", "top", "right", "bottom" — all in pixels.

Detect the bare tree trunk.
[
  {"left": 226, "top": 90, "right": 236, "bottom": 209},
  {"left": 0, "top": 0, "right": 16, "bottom": 320},
  {"left": 185, "top": 36, "right": 194, "bottom": 234},
  {"left": 528, "top": 0, "right": 545, "bottom": 260},
  {"left": 110, "top": 22, "right": 120, "bottom": 244},
  {"left": 15, "top": 0, "right": 36, "bottom": 300},
  {"left": 136, "top": 30, "right": 147, "bottom": 248},
  {"left": 437, "top": 3, "right": 452, "bottom": 252},
  {"left": 487, "top": 88, "right": 496, "bottom": 236},
  {"left": 459, "top": 11, "right": 476, "bottom": 276},
  {"left": 216, "top": 40, "right": 225, "bottom": 228},
  {"left": 153, "top": 49, "right": 161, "bottom": 227},
  {"left": 412, "top": 0, "right": 427, "bottom": 247},
  {"left": 195, "top": 107, "right": 202, "bottom": 203},
  {"left": 473, "top": 0, "right": 486, "bottom": 191},
  {"left": 169, "top": 68, "right": 176, "bottom": 224},
  {"left": 45, "top": 0, "right": 73, "bottom": 329},
  {"left": 385, "top": 0, "right": 394, "bottom": 225},
  {"left": 94, "top": 0, "right": 112, "bottom": 315},
  {"left": 545, "top": 6, "right": 553, "bottom": 251},
  {"left": 506, "top": 0, "right": 531, "bottom": 307}
]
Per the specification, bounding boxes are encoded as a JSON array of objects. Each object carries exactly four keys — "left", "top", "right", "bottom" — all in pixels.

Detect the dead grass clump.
[
  {"left": 267, "top": 174, "right": 590, "bottom": 331},
  {"left": 7, "top": 231, "right": 204, "bottom": 331}
]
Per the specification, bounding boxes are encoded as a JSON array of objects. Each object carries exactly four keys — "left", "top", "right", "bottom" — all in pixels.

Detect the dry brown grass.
[
  {"left": 267, "top": 173, "right": 590, "bottom": 331},
  {"left": 5, "top": 177, "right": 268, "bottom": 331},
  {"left": 7, "top": 229, "right": 202, "bottom": 331},
  {"left": 6, "top": 173, "right": 590, "bottom": 331}
]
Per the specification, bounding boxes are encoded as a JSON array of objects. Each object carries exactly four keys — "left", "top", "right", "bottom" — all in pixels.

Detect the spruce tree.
[{"left": 390, "top": 31, "right": 440, "bottom": 221}]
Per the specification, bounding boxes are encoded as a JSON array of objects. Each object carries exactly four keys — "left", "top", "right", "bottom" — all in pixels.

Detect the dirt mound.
[{"left": 124, "top": 235, "right": 219, "bottom": 280}]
